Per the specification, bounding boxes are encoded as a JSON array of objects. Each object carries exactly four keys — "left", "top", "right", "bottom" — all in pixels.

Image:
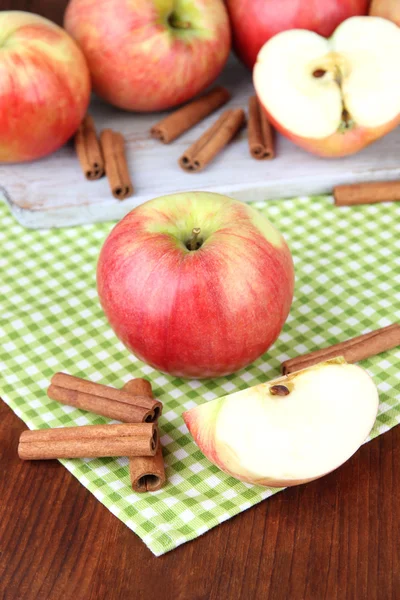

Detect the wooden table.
[{"left": 1, "top": 398, "right": 399, "bottom": 600}]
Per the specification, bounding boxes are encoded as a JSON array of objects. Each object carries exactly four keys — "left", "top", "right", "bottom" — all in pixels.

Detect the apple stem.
[
  {"left": 188, "top": 227, "right": 201, "bottom": 251},
  {"left": 168, "top": 14, "right": 191, "bottom": 30}
]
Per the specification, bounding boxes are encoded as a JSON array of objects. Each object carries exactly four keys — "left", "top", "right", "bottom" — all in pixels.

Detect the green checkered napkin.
[{"left": 0, "top": 196, "right": 399, "bottom": 556}]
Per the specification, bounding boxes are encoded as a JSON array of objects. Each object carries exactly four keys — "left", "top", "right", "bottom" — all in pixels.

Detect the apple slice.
[
  {"left": 253, "top": 16, "right": 400, "bottom": 157},
  {"left": 183, "top": 359, "right": 379, "bottom": 487}
]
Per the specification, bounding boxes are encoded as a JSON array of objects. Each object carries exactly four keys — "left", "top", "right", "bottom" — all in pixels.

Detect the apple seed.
[{"left": 269, "top": 384, "right": 290, "bottom": 396}]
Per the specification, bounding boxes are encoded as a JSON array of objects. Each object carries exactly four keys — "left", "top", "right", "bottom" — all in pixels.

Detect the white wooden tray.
[{"left": 1, "top": 56, "right": 400, "bottom": 229}]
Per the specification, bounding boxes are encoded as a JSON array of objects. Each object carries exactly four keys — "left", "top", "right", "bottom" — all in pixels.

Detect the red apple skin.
[
  {"left": 370, "top": 0, "right": 400, "bottom": 25},
  {"left": 226, "top": 0, "right": 369, "bottom": 69},
  {"left": 260, "top": 103, "right": 400, "bottom": 158},
  {"left": 64, "top": 0, "right": 231, "bottom": 112},
  {"left": 0, "top": 11, "right": 91, "bottom": 163},
  {"left": 97, "top": 193, "right": 294, "bottom": 379}
]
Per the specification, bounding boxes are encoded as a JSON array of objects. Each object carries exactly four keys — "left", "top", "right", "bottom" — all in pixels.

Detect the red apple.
[
  {"left": 226, "top": 0, "right": 369, "bottom": 70},
  {"left": 97, "top": 192, "right": 294, "bottom": 379},
  {"left": 254, "top": 17, "right": 400, "bottom": 158},
  {"left": 370, "top": 0, "right": 400, "bottom": 25},
  {"left": 0, "top": 11, "right": 91, "bottom": 163},
  {"left": 64, "top": 0, "right": 231, "bottom": 112}
]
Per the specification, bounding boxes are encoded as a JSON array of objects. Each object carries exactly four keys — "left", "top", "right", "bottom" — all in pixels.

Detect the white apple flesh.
[
  {"left": 253, "top": 17, "right": 400, "bottom": 157},
  {"left": 184, "top": 360, "right": 379, "bottom": 486}
]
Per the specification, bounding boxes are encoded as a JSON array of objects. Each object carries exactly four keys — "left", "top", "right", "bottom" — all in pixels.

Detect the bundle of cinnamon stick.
[
  {"left": 75, "top": 87, "right": 279, "bottom": 184},
  {"left": 247, "top": 96, "right": 275, "bottom": 160},
  {"left": 150, "top": 87, "right": 276, "bottom": 172},
  {"left": 19, "top": 374, "right": 166, "bottom": 493},
  {"left": 75, "top": 116, "right": 133, "bottom": 200},
  {"left": 179, "top": 108, "right": 246, "bottom": 172},
  {"left": 74, "top": 91, "right": 400, "bottom": 201}
]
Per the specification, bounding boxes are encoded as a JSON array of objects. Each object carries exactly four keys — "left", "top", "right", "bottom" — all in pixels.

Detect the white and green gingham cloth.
[{"left": 1, "top": 196, "right": 399, "bottom": 556}]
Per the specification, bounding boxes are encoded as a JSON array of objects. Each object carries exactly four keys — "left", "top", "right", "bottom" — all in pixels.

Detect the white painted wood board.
[{"left": 1, "top": 56, "right": 400, "bottom": 229}]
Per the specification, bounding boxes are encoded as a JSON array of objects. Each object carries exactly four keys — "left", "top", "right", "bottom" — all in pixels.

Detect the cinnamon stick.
[
  {"left": 179, "top": 112, "right": 229, "bottom": 171},
  {"left": 282, "top": 323, "right": 400, "bottom": 375},
  {"left": 122, "top": 378, "right": 153, "bottom": 398},
  {"left": 248, "top": 96, "right": 275, "bottom": 159},
  {"left": 100, "top": 129, "right": 133, "bottom": 200},
  {"left": 74, "top": 115, "right": 105, "bottom": 180},
  {"left": 123, "top": 379, "right": 166, "bottom": 493},
  {"left": 18, "top": 422, "right": 158, "bottom": 460},
  {"left": 179, "top": 108, "right": 246, "bottom": 172},
  {"left": 334, "top": 181, "right": 400, "bottom": 206},
  {"left": 48, "top": 373, "right": 162, "bottom": 423},
  {"left": 151, "top": 86, "right": 231, "bottom": 143},
  {"left": 129, "top": 446, "right": 165, "bottom": 493}
]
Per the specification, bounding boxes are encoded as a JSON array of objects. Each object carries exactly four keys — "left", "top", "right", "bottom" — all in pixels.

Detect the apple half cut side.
[
  {"left": 253, "top": 16, "right": 400, "bottom": 157},
  {"left": 183, "top": 358, "right": 379, "bottom": 487}
]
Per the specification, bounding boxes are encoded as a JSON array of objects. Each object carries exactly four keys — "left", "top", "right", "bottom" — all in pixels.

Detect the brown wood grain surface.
[
  {"left": 1, "top": 397, "right": 400, "bottom": 600},
  {"left": 0, "top": 0, "right": 68, "bottom": 25}
]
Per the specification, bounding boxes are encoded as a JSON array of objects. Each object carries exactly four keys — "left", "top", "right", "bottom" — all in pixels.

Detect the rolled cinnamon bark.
[
  {"left": 122, "top": 378, "right": 153, "bottom": 399},
  {"left": 74, "top": 115, "right": 105, "bottom": 180},
  {"left": 18, "top": 422, "right": 158, "bottom": 460},
  {"left": 129, "top": 446, "right": 165, "bottom": 493},
  {"left": 123, "top": 380, "right": 166, "bottom": 493},
  {"left": 47, "top": 384, "right": 153, "bottom": 423},
  {"left": 48, "top": 373, "right": 162, "bottom": 422},
  {"left": 282, "top": 323, "right": 400, "bottom": 375},
  {"left": 100, "top": 129, "right": 133, "bottom": 200},
  {"left": 179, "top": 111, "right": 230, "bottom": 171},
  {"left": 334, "top": 181, "right": 400, "bottom": 206},
  {"left": 151, "top": 86, "right": 231, "bottom": 143},
  {"left": 248, "top": 96, "right": 275, "bottom": 160},
  {"left": 179, "top": 108, "right": 245, "bottom": 172}
]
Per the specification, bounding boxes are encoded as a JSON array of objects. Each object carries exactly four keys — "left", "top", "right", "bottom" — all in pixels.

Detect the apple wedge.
[
  {"left": 253, "top": 16, "right": 400, "bottom": 157},
  {"left": 183, "top": 359, "right": 379, "bottom": 487}
]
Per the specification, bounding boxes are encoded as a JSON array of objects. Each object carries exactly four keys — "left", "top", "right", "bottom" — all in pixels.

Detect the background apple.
[
  {"left": 0, "top": 11, "right": 91, "bottom": 164},
  {"left": 97, "top": 192, "right": 295, "bottom": 379},
  {"left": 64, "top": 0, "right": 231, "bottom": 112},
  {"left": 225, "top": 0, "right": 370, "bottom": 70},
  {"left": 253, "top": 17, "right": 400, "bottom": 157},
  {"left": 184, "top": 360, "right": 379, "bottom": 486},
  {"left": 370, "top": 0, "right": 400, "bottom": 25}
]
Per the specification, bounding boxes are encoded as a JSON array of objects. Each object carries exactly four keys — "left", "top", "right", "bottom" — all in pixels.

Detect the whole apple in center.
[
  {"left": 97, "top": 193, "right": 294, "bottom": 379},
  {"left": 64, "top": 0, "right": 231, "bottom": 112}
]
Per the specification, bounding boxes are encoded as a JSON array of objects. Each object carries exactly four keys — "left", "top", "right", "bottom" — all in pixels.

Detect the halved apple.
[
  {"left": 183, "top": 359, "right": 379, "bottom": 487},
  {"left": 253, "top": 16, "right": 400, "bottom": 157}
]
